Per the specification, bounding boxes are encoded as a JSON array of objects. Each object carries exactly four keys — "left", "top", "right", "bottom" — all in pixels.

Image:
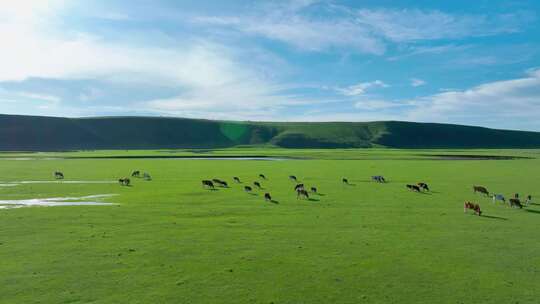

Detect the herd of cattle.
[
  {"left": 467, "top": 185, "right": 533, "bottom": 216},
  {"left": 52, "top": 170, "right": 533, "bottom": 217},
  {"left": 200, "top": 174, "right": 434, "bottom": 204}
]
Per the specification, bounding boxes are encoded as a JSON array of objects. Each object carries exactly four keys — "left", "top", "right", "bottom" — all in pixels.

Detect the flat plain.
[{"left": 1, "top": 149, "right": 539, "bottom": 303}]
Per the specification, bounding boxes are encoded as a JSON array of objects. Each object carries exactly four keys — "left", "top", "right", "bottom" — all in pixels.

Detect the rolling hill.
[{"left": 1, "top": 114, "right": 540, "bottom": 150}]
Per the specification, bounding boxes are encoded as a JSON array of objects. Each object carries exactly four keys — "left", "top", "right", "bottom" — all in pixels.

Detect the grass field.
[{"left": 1, "top": 149, "right": 539, "bottom": 303}]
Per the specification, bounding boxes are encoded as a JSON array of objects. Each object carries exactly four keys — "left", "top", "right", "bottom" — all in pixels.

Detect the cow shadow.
[
  {"left": 206, "top": 188, "right": 219, "bottom": 191},
  {"left": 481, "top": 215, "right": 508, "bottom": 220},
  {"left": 308, "top": 198, "right": 320, "bottom": 202},
  {"left": 343, "top": 183, "right": 356, "bottom": 186},
  {"left": 526, "top": 209, "right": 540, "bottom": 214},
  {"left": 269, "top": 200, "right": 279, "bottom": 204}
]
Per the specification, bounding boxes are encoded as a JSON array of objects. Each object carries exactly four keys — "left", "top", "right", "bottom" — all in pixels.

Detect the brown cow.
[{"left": 464, "top": 201, "right": 482, "bottom": 216}]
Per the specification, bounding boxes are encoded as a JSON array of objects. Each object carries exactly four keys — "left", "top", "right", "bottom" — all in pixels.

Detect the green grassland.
[{"left": 1, "top": 149, "right": 539, "bottom": 303}]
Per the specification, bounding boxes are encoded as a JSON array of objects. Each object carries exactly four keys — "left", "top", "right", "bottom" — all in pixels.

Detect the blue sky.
[{"left": 1, "top": 0, "right": 540, "bottom": 130}]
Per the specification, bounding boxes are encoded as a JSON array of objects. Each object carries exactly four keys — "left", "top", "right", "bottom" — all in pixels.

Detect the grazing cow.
[
  {"left": 514, "top": 193, "right": 520, "bottom": 199},
  {"left": 473, "top": 186, "right": 489, "bottom": 196},
  {"left": 214, "top": 180, "right": 228, "bottom": 188},
  {"left": 492, "top": 194, "right": 506, "bottom": 204},
  {"left": 264, "top": 193, "right": 272, "bottom": 202},
  {"left": 233, "top": 177, "right": 241, "bottom": 183},
  {"left": 371, "top": 175, "right": 386, "bottom": 183},
  {"left": 143, "top": 172, "right": 152, "bottom": 181},
  {"left": 118, "top": 178, "right": 130, "bottom": 186},
  {"left": 253, "top": 181, "right": 262, "bottom": 189},
  {"left": 259, "top": 174, "right": 267, "bottom": 180},
  {"left": 310, "top": 187, "right": 317, "bottom": 193},
  {"left": 131, "top": 170, "right": 140, "bottom": 177},
  {"left": 289, "top": 175, "right": 297, "bottom": 181},
  {"left": 297, "top": 189, "right": 309, "bottom": 199},
  {"left": 464, "top": 201, "right": 482, "bottom": 216},
  {"left": 417, "top": 182, "right": 429, "bottom": 191},
  {"left": 509, "top": 198, "right": 523, "bottom": 209},
  {"left": 202, "top": 180, "right": 215, "bottom": 189},
  {"left": 212, "top": 178, "right": 222, "bottom": 183},
  {"left": 525, "top": 195, "right": 532, "bottom": 206},
  {"left": 294, "top": 183, "right": 305, "bottom": 191},
  {"left": 244, "top": 186, "right": 253, "bottom": 192},
  {"left": 406, "top": 184, "right": 421, "bottom": 192},
  {"left": 342, "top": 178, "right": 349, "bottom": 185},
  {"left": 54, "top": 171, "right": 64, "bottom": 179}
]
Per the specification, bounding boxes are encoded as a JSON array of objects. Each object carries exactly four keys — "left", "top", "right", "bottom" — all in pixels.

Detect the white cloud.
[
  {"left": 354, "top": 100, "right": 401, "bottom": 110},
  {"left": 192, "top": 15, "right": 385, "bottom": 55},
  {"left": 336, "top": 80, "right": 389, "bottom": 96},
  {"left": 410, "top": 78, "right": 426, "bottom": 87},
  {"left": 192, "top": 4, "right": 531, "bottom": 56},
  {"left": 356, "top": 9, "right": 528, "bottom": 42},
  {"left": 406, "top": 69, "right": 540, "bottom": 129}
]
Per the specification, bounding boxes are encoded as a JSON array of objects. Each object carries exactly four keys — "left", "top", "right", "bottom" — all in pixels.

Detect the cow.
[
  {"left": 294, "top": 183, "right": 305, "bottom": 191},
  {"left": 342, "top": 178, "right": 349, "bottom": 185},
  {"left": 492, "top": 194, "right": 506, "bottom": 204},
  {"left": 289, "top": 175, "right": 298, "bottom": 182},
  {"left": 143, "top": 172, "right": 152, "bottom": 181},
  {"left": 244, "top": 186, "right": 253, "bottom": 193},
  {"left": 372, "top": 176, "right": 386, "bottom": 183},
  {"left": 406, "top": 184, "right": 421, "bottom": 192},
  {"left": 259, "top": 174, "right": 267, "bottom": 180},
  {"left": 297, "top": 189, "right": 309, "bottom": 199},
  {"left": 202, "top": 180, "right": 215, "bottom": 189},
  {"left": 233, "top": 177, "right": 241, "bottom": 183},
  {"left": 509, "top": 198, "right": 523, "bottom": 209},
  {"left": 264, "top": 193, "right": 272, "bottom": 202},
  {"left": 514, "top": 193, "right": 520, "bottom": 199},
  {"left": 254, "top": 181, "right": 262, "bottom": 189},
  {"left": 525, "top": 195, "right": 532, "bottom": 206},
  {"left": 213, "top": 179, "right": 228, "bottom": 187},
  {"left": 473, "top": 186, "right": 489, "bottom": 196},
  {"left": 119, "top": 178, "right": 130, "bottom": 186},
  {"left": 464, "top": 201, "right": 482, "bottom": 216},
  {"left": 131, "top": 170, "right": 140, "bottom": 177},
  {"left": 310, "top": 187, "right": 317, "bottom": 193},
  {"left": 54, "top": 171, "right": 64, "bottom": 179},
  {"left": 417, "top": 182, "right": 429, "bottom": 191}
]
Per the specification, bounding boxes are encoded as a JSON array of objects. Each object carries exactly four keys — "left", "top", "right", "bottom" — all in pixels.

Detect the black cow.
[
  {"left": 310, "top": 187, "right": 317, "bottom": 193},
  {"left": 294, "top": 183, "right": 305, "bottom": 191},
  {"left": 254, "top": 181, "right": 262, "bottom": 189},
  {"left": 244, "top": 186, "right": 253, "bottom": 192},
  {"left": 297, "top": 189, "right": 309, "bottom": 199},
  {"left": 202, "top": 180, "right": 215, "bottom": 189},
  {"left": 264, "top": 193, "right": 272, "bottom": 202},
  {"left": 417, "top": 182, "right": 429, "bottom": 191},
  {"left": 131, "top": 170, "right": 140, "bottom": 177},
  {"left": 406, "top": 184, "right": 421, "bottom": 192},
  {"left": 233, "top": 177, "right": 241, "bottom": 183},
  {"left": 289, "top": 175, "right": 297, "bottom": 181},
  {"left": 342, "top": 178, "right": 349, "bottom": 184},
  {"left": 259, "top": 174, "right": 267, "bottom": 180},
  {"left": 509, "top": 198, "right": 523, "bottom": 209},
  {"left": 119, "top": 178, "right": 130, "bottom": 186},
  {"left": 54, "top": 171, "right": 64, "bottom": 179}
]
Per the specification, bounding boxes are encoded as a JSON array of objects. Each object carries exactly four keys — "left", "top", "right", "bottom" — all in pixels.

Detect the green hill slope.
[{"left": 1, "top": 114, "right": 540, "bottom": 150}]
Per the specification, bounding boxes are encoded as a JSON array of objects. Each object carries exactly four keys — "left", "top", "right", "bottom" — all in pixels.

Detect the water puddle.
[{"left": 0, "top": 194, "right": 117, "bottom": 209}]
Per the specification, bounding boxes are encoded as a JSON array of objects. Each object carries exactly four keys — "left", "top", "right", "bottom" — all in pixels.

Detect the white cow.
[{"left": 492, "top": 194, "right": 505, "bottom": 204}]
